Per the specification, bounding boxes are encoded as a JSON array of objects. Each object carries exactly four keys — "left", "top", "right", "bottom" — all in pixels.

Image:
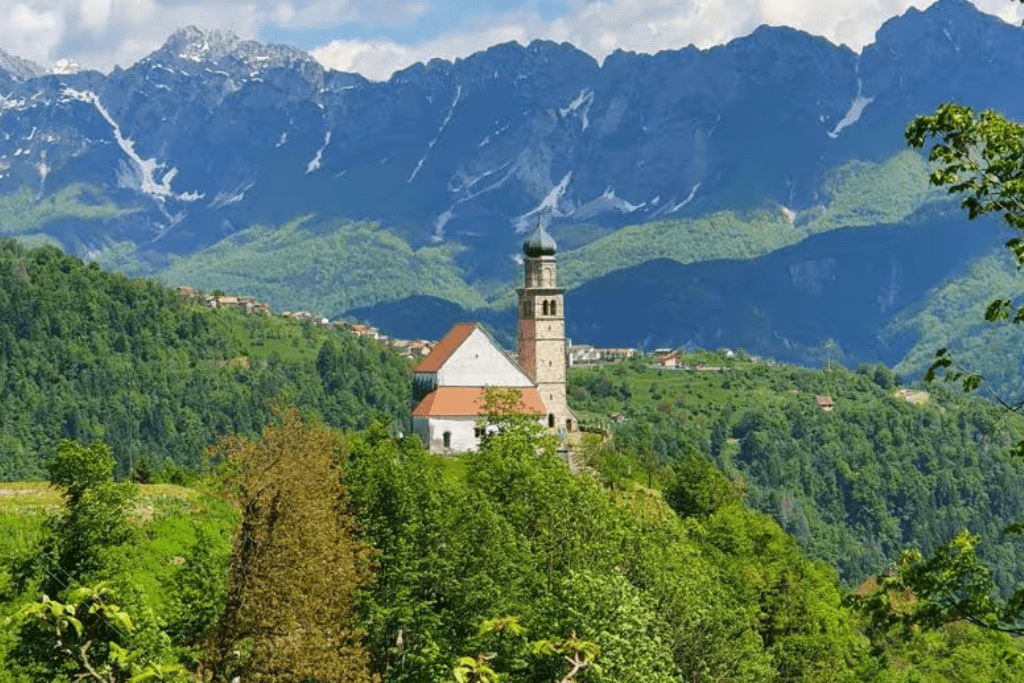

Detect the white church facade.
[{"left": 411, "top": 224, "right": 577, "bottom": 453}]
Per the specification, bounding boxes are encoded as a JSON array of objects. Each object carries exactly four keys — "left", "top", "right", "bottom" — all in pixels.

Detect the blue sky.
[{"left": 0, "top": 0, "right": 1021, "bottom": 80}]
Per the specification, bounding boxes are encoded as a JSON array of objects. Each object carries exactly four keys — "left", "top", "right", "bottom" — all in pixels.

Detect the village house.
[
  {"left": 568, "top": 344, "right": 599, "bottom": 365},
  {"left": 176, "top": 287, "right": 270, "bottom": 314},
  {"left": 412, "top": 224, "right": 577, "bottom": 453},
  {"left": 600, "top": 347, "right": 637, "bottom": 362},
  {"left": 392, "top": 339, "right": 433, "bottom": 361},
  {"left": 568, "top": 344, "right": 639, "bottom": 365},
  {"left": 657, "top": 352, "right": 680, "bottom": 368}
]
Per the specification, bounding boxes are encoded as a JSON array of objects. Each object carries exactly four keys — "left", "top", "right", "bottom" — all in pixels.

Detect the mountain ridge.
[{"left": 0, "top": 0, "right": 1021, "bottom": 377}]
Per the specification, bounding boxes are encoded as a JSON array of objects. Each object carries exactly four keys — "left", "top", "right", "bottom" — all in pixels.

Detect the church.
[{"left": 411, "top": 224, "right": 577, "bottom": 453}]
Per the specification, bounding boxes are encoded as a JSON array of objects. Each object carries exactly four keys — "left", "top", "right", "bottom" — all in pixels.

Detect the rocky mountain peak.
[
  {"left": 861, "top": 0, "right": 1024, "bottom": 110},
  {"left": 871, "top": 0, "right": 1015, "bottom": 49},
  {"left": 154, "top": 25, "right": 318, "bottom": 73},
  {"left": 0, "top": 47, "right": 46, "bottom": 82},
  {"left": 161, "top": 26, "right": 242, "bottom": 60}
]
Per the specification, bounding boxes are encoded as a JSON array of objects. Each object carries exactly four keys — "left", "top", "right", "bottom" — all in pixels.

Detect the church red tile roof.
[
  {"left": 414, "top": 323, "right": 478, "bottom": 373},
  {"left": 412, "top": 386, "right": 547, "bottom": 418}
]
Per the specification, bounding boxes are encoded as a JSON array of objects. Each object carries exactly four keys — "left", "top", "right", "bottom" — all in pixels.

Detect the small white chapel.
[{"left": 411, "top": 223, "right": 577, "bottom": 453}]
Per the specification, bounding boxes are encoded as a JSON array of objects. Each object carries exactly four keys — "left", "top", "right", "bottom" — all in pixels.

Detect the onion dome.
[{"left": 523, "top": 223, "right": 557, "bottom": 257}]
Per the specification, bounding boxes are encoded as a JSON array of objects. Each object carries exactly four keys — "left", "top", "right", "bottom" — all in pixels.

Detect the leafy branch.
[
  {"left": 8, "top": 584, "right": 186, "bottom": 683},
  {"left": 453, "top": 617, "right": 600, "bottom": 683}
]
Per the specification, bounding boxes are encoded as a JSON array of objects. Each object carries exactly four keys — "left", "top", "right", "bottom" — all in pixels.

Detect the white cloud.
[
  {"left": 312, "top": 0, "right": 1024, "bottom": 80},
  {"left": 5, "top": 4, "right": 65, "bottom": 63},
  {"left": 312, "top": 9, "right": 545, "bottom": 79},
  {"left": 0, "top": 0, "right": 368, "bottom": 71}
]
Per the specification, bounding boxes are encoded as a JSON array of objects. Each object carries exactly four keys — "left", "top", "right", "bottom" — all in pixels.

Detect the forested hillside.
[
  {"left": 3, "top": 413, "right": 1023, "bottom": 683},
  {"left": 0, "top": 242, "right": 1020, "bottom": 680},
  {"left": 569, "top": 356, "right": 1024, "bottom": 590},
  {"left": 0, "top": 239, "right": 411, "bottom": 480}
]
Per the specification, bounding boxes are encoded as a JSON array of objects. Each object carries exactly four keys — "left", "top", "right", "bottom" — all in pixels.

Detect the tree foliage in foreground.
[
  {"left": 205, "top": 409, "right": 376, "bottom": 683},
  {"left": 3, "top": 420, "right": 1024, "bottom": 682},
  {"left": 4, "top": 441, "right": 184, "bottom": 683},
  {"left": 345, "top": 417, "right": 869, "bottom": 683}
]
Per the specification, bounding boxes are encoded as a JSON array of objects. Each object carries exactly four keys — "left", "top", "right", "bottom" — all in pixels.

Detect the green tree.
[
  {"left": 47, "top": 441, "right": 117, "bottom": 505},
  {"left": 8, "top": 584, "right": 187, "bottom": 683},
  {"left": 663, "top": 445, "right": 739, "bottom": 518},
  {"left": 6, "top": 441, "right": 182, "bottom": 683},
  {"left": 39, "top": 441, "right": 138, "bottom": 597},
  {"left": 205, "top": 408, "right": 376, "bottom": 683}
]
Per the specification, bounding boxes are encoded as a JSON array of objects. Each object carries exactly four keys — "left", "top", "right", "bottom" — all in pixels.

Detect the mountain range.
[{"left": 1, "top": 0, "right": 1023, "bottom": 382}]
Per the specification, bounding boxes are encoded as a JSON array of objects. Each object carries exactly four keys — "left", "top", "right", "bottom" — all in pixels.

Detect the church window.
[
  {"left": 550, "top": 300, "right": 557, "bottom": 316},
  {"left": 443, "top": 431, "right": 452, "bottom": 449},
  {"left": 566, "top": 418, "right": 573, "bottom": 432},
  {"left": 548, "top": 414, "right": 555, "bottom": 428},
  {"left": 542, "top": 300, "right": 549, "bottom": 315}
]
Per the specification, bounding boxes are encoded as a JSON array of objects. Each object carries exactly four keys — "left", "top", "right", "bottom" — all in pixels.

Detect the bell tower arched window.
[
  {"left": 550, "top": 300, "right": 557, "bottom": 316},
  {"left": 542, "top": 300, "right": 549, "bottom": 315}
]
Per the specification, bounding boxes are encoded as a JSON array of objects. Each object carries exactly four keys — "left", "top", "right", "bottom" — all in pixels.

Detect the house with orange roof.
[{"left": 411, "top": 224, "right": 577, "bottom": 453}]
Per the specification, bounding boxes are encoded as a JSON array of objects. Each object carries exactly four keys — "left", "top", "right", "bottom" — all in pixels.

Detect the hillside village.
[
  {"left": 176, "top": 278, "right": 933, "bottom": 428},
  {"left": 175, "top": 284, "right": 663, "bottom": 367}
]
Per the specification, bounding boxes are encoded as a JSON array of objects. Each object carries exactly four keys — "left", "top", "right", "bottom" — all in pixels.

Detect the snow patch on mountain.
[
  {"left": 62, "top": 87, "right": 183, "bottom": 199},
  {"left": 651, "top": 183, "right": 700, "bottom": 216},
  {"left": 515, "top": 171, "right": 572, "bottom": 230},
  {"left": 432, "top": 207, "right": 455, "bottom": 242},
  {"left": 208, "top": 182, "right": 253, "bottom": 209},
  {"left": 570, "top": 187, "right": 644, "bottom": 220},
  {"left": 306, "top": 131, "right": 331, "bottom": 173},
  {"left": 0, "top": 48, "right": 46, "bottom": 81},
  {"left": 478, "top": 123, "right": 509, "bottom": 148},
  {"left": 828, "top": 80, "right": 873, "bottom": 139},
  {"left": 52, "top": 59, "right": 79, "bottom": 75},
  {"left": 559, "top": 89, "right": 594, "bottom": 131},
  {"left": 0, "top": 96, "right": 27, "bottom": 113},
  {"left": 409, "top": 85, "right": 461, "bottom": 182},
  {"left": 449, "top": 161, "right": 513, "bottom": 197},
  {"left": 37, "top": 150, "right": 48, "bottom": 190}
]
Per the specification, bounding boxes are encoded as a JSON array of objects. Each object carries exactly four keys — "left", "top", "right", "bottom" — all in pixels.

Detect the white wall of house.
[
  {"left": 414, "top": 416, "right": 481, "bottom": 453},
  {"left": 437, "top": 329, "right": 533, "bottom": 387}
]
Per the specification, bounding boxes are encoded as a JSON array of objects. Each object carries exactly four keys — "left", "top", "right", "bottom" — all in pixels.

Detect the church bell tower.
[{"left": 517, "top": 224, "right": 575, "bottom": 433}]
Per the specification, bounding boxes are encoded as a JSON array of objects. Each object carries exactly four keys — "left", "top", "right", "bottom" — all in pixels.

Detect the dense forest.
[
  {"left": 0, "top": 239, "right": 411, "bottom": 479},
  {"left": 569, "top": 355, "right": 1024, "bottom": 591},
  {"left": 0, "top": 242, "right": 1023, "bottom": 681},
  {"left": 3, "top": 411, "right": 1024, "bottom": 682}
]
